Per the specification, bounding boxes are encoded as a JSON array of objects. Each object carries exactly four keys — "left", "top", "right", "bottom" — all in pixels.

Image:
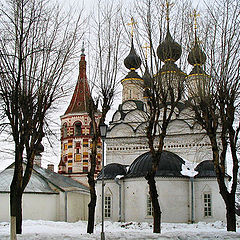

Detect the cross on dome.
[
  {"left": 191, "top": 9, "right": 200, "bottom": 31},
  {"left": 127, "top": 17, "right": 137, "bottom": 37},
  {"left": 165, "top": 0, "right": 174, "bottom": 22},
  {"left": 142, "top": 43, "right": 150, "bottom": 59}
]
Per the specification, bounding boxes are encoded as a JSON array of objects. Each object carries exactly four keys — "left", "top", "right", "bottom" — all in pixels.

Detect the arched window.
[
  {"left": 74, "top": 122, "right": 82, "bottom": 136},
  {"left": 63, "top": 123, "right": 67, "bottom": 138}
]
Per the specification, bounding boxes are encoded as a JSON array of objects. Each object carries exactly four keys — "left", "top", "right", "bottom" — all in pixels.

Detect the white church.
[{"left": 95, "top": 21, "right": 228, "bottom": 223}]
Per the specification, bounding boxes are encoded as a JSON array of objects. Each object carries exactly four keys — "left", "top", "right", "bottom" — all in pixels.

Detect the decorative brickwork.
[{"left": 58, "top": 50, "right": 102, "bottom": 184}]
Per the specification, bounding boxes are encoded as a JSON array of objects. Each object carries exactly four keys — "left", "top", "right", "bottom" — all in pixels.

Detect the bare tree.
[
  {"left": 0, "top": 0, "right": 84, "bottom": 238},
  {"left": 187, "top": 0, "right": 240, "bottom": 231},
  {"left": 86, "top": 0, "right": 124, "bottom": 233},
  {"left": 131, "top": 0, "right": 192, "bottom": 233}
]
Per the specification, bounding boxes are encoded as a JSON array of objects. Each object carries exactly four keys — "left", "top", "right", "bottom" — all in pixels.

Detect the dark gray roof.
[
  {"left": 110, "top": 100, "right": 145, "bottom": 124},
  {"left": 194, "top": 160, "right": 217, "bottom": 178},
  {"left": 0, "top": 167, "right": 56, "bottom": 193},
  {"left": 0, "top": 163, "right": 89, "bottom": 193},
  {"left": 189, "top": 65, "right": 206, "bottom": 75},
  {"left": 97, "top": 163, "right": 127, "bottom": 180},
  {"left": 33, "top": 164, "right": 89, "bottom": 192},
  {"left": 125, "top": 151, "right": 186, "bottom": 178},
  {"left": 123, "top": 70, "right": 142, "bottom": 81}
]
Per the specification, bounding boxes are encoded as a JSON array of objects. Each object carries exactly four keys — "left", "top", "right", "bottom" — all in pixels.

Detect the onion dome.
[
  {"left": 188, "top": 41, "right": 206, "bottom": 66},
  {"left": 125, "top": 151, "right": 185, "bottom": 178},
  {"left": 143, "top": 63, "right": 152, "bottom": 98},
  {"left": 187, "top": 33, "right": 207, "bottom": 75},
  {"left": 143, "top": 62, "right": 152, "bottom": 89},
  {"left": 157, "top": 26, "right": 182, "bottom": 62},
  {"left": 97, "top": 163, "right": 127, "bottom": 180},
  {"left": 194, "top": 160, "right": 216, "bottom": 178},
  {"left": 124, "top": 38, "right": 142, "bottom": 70}
]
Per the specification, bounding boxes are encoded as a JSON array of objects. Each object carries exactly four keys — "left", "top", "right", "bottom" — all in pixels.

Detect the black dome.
[
  {"left": 98, "top": 163, "right": 127, "bottom": 180},
  {"left": 142, "top": 62, "right": 152, "bottom": 89},
  {"left": 124, "top": 38, "right": 141, "bottom": 70},
  {"left": 194, "top": 160, "right": 216, "bottom": 178},
  {"left": 157, "top": 27, "right": 182, "bottom": 62},
  {"left": 188, "top": 41, "right": 206, "bottom": 66},
  {"left": 126, "top": 151, "right": 185, "bottom": 178}
]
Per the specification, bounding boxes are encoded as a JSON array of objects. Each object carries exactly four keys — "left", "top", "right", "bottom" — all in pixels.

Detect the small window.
[
  {"left": 83, "top": 139, "right": 89, "bottom": 147},
  {"left": 74, "top": 122, "right": 82, "bottom": 136},
  {"left": 204, "top": 193, "right": 212, "bottom": 217},
  {"left": 76, "top": 142, "right": 81, "bottom": 148},
  {"left": 147, "top": 195, "right": 153, "bottom": 216},
  {"left": 68, "top": 140, "right": 73, "bottom": 148},
  {"left": 104, "top": 196, "right": 112, "bottom": 218},
  {"left": 64, "top": 143, "right": 68, "bottom": 151}
]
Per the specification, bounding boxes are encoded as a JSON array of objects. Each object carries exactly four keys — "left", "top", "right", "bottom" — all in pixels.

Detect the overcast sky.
[{"left": 0, "top": 0, "right": 206, "bottom": 171}]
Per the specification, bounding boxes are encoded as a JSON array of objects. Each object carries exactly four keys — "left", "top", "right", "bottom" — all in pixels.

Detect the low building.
[{"left": 0, "top": 162, "right": 89, "bottom": 222}]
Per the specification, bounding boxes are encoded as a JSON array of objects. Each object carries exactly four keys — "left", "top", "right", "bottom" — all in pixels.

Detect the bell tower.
[{"left": 58, "top": 44, "right": 102, "bottom": 184}]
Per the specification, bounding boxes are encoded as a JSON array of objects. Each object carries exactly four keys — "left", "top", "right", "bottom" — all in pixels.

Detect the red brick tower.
[{"left": 58, "top": 45, "right": 102, "bottom": 184}]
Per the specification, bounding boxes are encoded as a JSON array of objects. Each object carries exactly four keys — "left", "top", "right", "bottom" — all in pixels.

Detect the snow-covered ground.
[{"left": 0, "top": 220, "right": 240, "bottom": 240}]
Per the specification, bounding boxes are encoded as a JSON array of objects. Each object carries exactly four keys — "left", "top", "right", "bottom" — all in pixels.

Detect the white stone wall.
[
  {"left": 194, "top": 178, "right": 226, "bottom": 223},
  {"left": 67, "top": 191, "right": 89, "bottom": 222},
  {"left": 106, "top": 97, "right": 214, "bottom": 167},
  {"left": 0, "top": 191, "right": 90, "bottom": 222},
  {"left": 106, "top": 132, "right": 212, "bottom": 167},
  {"left": 122, "top": 80, "right": 144, "bottom": 102},
  {"left": 95, "top": 177, "right": 226, "bottom": 223},
  {"left": 0, "top": 193, "right": 59, "bottom": 222},
  {"left": 96, "top": 180, "right": 121, "bottom": 222},
  {"left": 124, "top": 178, "right": 189, "bottom": 223}
]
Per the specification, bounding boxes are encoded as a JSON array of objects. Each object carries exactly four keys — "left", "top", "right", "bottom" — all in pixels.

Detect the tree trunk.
[
  {"left": 10, "top": 186, "right": 23, "bottom": 235},
  {"left": 87, "top": 173, "right": 97, "bottom": 233},
  {"left": 146, "top": 173, "right": 161, "bottom": 233},
  {"left": 226, "top": 194, "right": 236, "bottom": 231},
  {"left": 16, "top": 193, "right": 23, "bottom": 234}
]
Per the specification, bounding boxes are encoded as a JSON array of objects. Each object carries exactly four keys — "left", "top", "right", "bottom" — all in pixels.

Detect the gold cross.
[
  {"left": 191, "top": 9, "right": 200, "bottom": 30},
  {"left": 165, "top": 0, "right": 174, "bottom": 22},
  {"left": 142, "top": 43, "right": 150, "bottom": 59},
  {"left": 127, "top": 17, "right": 137, "bottom": 37}
]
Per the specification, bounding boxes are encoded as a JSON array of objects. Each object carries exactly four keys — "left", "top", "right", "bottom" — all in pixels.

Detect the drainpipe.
[
  {"left": 114, "top": 176, "right": 122, "bottom": 222},
  {"left": 190, "top": 177, "right": 194, "bottom": 223}
]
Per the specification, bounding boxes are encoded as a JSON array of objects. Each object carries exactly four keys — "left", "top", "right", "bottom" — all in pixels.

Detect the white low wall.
[
  {"left": 0, "top": 191, "right": 90, "bottom": 223},
  {"left": 0, "top": 193, "right": 59, "bottom": 222},
  {"left": 95, "top": 177, "right": 226, "bottom": 224}
]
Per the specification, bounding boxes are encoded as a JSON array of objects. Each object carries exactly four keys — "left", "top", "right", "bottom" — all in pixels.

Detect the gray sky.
[{"left": 0, "top": 0, "right": 206, "bottom": 171}]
